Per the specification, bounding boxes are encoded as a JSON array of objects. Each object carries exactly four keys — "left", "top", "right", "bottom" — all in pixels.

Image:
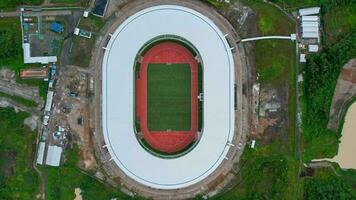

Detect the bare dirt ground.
[
  {"left": 251, "top": 84, "right": 288, "bottom": 146},
  {"left": 68, "top": 102, "right": 97, "bottom": 170},
  {"left": 48, "top": 64, "right": 97, "bottom": 171},
  {"left": 328, "top": 59, "right": 356, "bottom": 131},
  {"left": 24, "top": 115, "right": 39, "bottom": 131}
]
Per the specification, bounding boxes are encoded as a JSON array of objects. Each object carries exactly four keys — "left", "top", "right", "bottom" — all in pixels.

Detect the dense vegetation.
[
  {"left": 0, "top": 0, "right": 43, "bottom": 10},
  {"left": 323, "top": 3, "right": 356, "bottom": 45},
  {"left": 268, "top": 0, "right": 356, "bottom": 9},
  {"left": 302, "top": 32, "right": 356, "bottom": 161},
  {"left": 0, "top": 22, "right": 21, "bottom": 62},
  {"left": 304, "top": 166, "right": 356, "bottom": 199},
  {"left": 0, "top": 108, "right": 39, "bottom": 199}
]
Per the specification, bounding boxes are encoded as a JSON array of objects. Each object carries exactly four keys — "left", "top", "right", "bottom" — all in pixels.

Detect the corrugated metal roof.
[
  {"left": 301, "top": 22, "right": 319, "bottom": 27},
  {"left": 44, "top": 91, "right": 54, "bottom": 112},
  {"left": 302, "top": 16, "right": 319, "bottom": 22},
  {"left": 308, "top": 44, "right": 319, "bottom": 52},
  {"left": 46, "top": 145, "right": 62, "bottom": 167},
  {"left": 302, "top": 31, "right": 319, "bottom": 38},
  {"left": 36, "top": 142, "right": 46, "bottom": 165},
  {"left": 302, "top": 26, "right": 318, "bottom": 32},
  {"left": 299, "top": 7, "right": 320, "bottom": 16}
]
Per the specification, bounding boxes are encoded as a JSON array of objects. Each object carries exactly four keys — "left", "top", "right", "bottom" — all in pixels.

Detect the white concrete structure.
[
  {"left": 46, "top": 145, "right": 63, "bottom": 167},
  {"left": 22, "top": 43, "right": 57, "bottom": 64},
  {"left": 241, "top": 34, "right": 296, "bottom": 42},
  {"left": 102, "top": 5, "right": 235, "bottom": 189},
  {"left": 299, "top": 7, "right": 320, "bottom": 16}
]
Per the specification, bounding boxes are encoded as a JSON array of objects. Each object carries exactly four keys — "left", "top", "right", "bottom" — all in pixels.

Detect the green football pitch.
[{"left": 147, "top": 63, "right": 191, "bottom": 131}]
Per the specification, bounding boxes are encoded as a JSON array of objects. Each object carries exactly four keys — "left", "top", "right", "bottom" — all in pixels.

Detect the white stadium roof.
[{"left": 102, "top": 5, "right": 235, "bottom": 189}]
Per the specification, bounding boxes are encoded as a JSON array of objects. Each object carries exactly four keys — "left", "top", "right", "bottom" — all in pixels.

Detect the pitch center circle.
[{"left": 134, "top": 35, "right": 204, "bottom": 158}]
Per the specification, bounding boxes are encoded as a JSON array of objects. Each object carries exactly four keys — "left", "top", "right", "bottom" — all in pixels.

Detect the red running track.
[{"left": 136, "top": 42, "right": 199, "bottom": 153}]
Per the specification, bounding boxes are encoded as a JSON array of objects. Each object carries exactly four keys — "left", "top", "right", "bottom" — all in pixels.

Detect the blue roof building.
[{"left": 50, "top": 22, "right": 64, "bottom": 33}]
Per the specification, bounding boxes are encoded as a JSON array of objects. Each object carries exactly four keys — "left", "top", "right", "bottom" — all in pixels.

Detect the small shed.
[
  {"left": 50, "top": 22, "right": 64, "bottom": 33},
  {"left": 300, "top": 54, "right": 306, "bottom": 63},
  {"left": 83, "top": 11, "right": 90, "bottom": 18}
]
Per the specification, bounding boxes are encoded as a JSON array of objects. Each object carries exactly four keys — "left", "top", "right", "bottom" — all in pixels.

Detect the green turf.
[{"left": 147, "top": 63, "right": 191, "bottom": 131}]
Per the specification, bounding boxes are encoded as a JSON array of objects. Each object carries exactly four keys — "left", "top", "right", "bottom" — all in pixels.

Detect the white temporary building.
[
  {"left": 44, "top": 91, "right": 54, "bottom": 112},
  {"left": 36, "top": 142, "right": 46, "bottom": 165},
  {"left": 23, "top": 43, "right": 57, "bottom": 64},
  {"left": 102, "top": 5, "right": 235, "bottom": 189},
  {"left": 302, "top": 16, "right": 319, "bottom": 22},
  {"left": 308, "top": 44, "right": 319, "bottom": 52},
  {"left": 302, "top": 26, "right": 319, "bottom": 32},
  {"left": 302, "top": 31, "right": 319, "bottom": 39},
  {"left": 46, "top": 145, "right": 63, "bottom": 167},
  {"left": 300, "top": 54, "right": 306, "bottom": 63},
  {"left": 301, "top": 22, "right": 319, "bottom": 27},
  {"left": 299, "top": 7, "right": 320, "bottom": 16}
]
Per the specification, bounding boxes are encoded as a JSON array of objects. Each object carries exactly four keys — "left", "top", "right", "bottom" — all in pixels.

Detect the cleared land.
[
  {"left": 214, "top": 1, "right": 299, "bottom": 199},
  {"left": 147, "top": 63, "right": 191, "bottom": 131}
]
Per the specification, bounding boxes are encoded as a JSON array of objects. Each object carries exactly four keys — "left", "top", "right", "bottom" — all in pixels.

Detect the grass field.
[
  {"left": 0, "top": 108, "right": 39, "bottom": 199},
  {"left": 147, "top": 63, "right": 191, "bottom": 131},
  {"left": 323, "top": 3, "right": 356, "bottom": 46},
  {"left": 70, "top": 14, "right": 105, "bottom": 68}
]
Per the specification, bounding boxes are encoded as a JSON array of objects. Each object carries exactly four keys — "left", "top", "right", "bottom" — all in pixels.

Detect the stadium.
[{"left": 94, "top": 0, "right": 249, "bottom": 197}]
